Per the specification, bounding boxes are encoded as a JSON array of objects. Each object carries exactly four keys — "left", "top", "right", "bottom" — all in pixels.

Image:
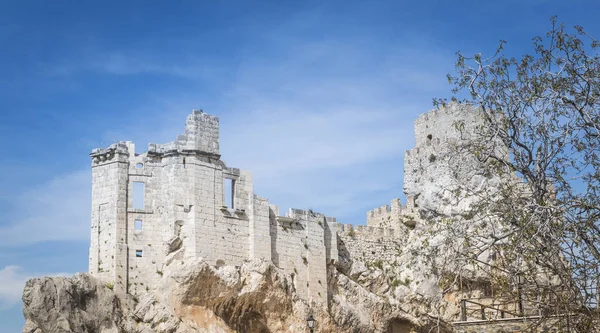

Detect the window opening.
[
  {"left": 134, "top": 219, "right": 142, "bottom": 231},
  {"left": 132, "top": 182, "right": 145, "bottom": 209},
  {"left": 224, "top": 178, "right": 234, "bottom": 208},
  {"left": 136, "top": 163, "right": 143, "bottom": 169},
  {"left": 182, "top": 157, "right": 186, "bottom": 168},
  {"left": 135, "top": 250, "right": 143, "bottom": 257}
]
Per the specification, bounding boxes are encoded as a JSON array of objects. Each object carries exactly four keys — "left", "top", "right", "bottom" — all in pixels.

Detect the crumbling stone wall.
[
  {"left": 89, "top": 110, "right": 332, "bottom": 305},
  {"left": 401, "top": 102, "right": 511, "bottom": 219},
  {"left": 403, "top": 103, "right": 483, "bottom": 215},
  {"left": 89, "top": 103, "right": 495, "bottom": 312},
  {"left": 338, "top": 225, "right": 405, "bottom": 266},
  {"left": 267, "top": 208, "right": 333, "bottom": 306}
]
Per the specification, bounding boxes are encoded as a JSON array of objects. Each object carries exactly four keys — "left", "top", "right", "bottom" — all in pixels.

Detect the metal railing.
[
  {"left": 459, "top": 297, "right": 537, "bottom": 322},
  {"left": 458, "top": 285, "right": 599, "bottom": 322}
]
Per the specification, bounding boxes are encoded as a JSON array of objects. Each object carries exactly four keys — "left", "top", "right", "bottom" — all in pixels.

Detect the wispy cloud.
[
  {"left": 43, "top": 50, "right": 223, "bottom": 81},
  {"left": 210, "top": 38, "right": 449, "bottom": 219},
  {"left": 224, "top": 105, "right": 417, "bottom": 216},
  {"left": 98, "top": 36, "right": 449, "bottom": 220},
  {"left": 0, "top": 170, "right": 90, "bottom": 247},
  {"left": 0, "top": 266, "right": 72, "bottom": 310},
  {"left": 0, "top": 20, "right": 454, "bottom": 246}
]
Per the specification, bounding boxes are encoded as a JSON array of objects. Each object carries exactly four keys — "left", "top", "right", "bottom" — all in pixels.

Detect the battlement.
[
  {"left": 369, "top": 204, "right": 392, "bottom": 215},
  {"left": 366, "top": 196, "right": 420, "bottom": 229},
  {"left": 90, "top": 142, "right": 131, "bottom": 165},
  {"left": 366, "top": 198, "right": 401, "bottom": 228},
  {"left": 345, "top": 223, "right": 397, "bottom": 238}
]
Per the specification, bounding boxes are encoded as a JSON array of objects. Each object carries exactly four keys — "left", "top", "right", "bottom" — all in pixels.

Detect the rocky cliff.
[{"left": 22, "top": 252, "right": 455, "bottom": 333}]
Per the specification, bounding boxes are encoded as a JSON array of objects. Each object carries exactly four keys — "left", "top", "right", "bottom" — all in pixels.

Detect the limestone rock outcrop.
[{"left": 23, "top": 257, "right": 439, "bottom": 333}]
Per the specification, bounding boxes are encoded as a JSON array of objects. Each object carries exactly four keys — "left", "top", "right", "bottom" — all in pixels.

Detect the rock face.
[
  {"left": 23, "top": 257, "right": 437, "bottom": 333},
  {"left": 22, "top": 274, "right": 125, "bottom": 333}
]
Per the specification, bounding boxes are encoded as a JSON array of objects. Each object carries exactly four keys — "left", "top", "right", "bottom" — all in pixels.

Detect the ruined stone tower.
[
  {"left": 89, "top": 110, "right": 333, "bottom": 304},
  {"left": 89, "top": 142, "right": 130, "bottom": 293},
  {"left": 366, "top": 102, "right": 504, "bottom": 227}
]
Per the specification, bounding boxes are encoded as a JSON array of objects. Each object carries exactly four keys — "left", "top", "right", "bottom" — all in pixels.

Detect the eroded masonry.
[{"left": 89, "top": 105, "right": 478, "bottom": 306}]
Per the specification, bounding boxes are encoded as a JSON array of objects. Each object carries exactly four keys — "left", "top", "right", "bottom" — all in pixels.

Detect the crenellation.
[{"left": 366, "top": 198, "right": 413, "bottom": 230}]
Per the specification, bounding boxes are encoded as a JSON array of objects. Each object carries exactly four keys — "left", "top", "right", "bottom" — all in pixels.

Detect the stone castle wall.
[
  {"left": 337, "top": 224, "right": 406, "bottom": 265},
  {"left": 89, "top": 143, "right": 130, "bottom": 293},
  {"left": 89, "top": 103, "right": 485, "bottom": 307},
  {"left": 366, "top": 198, "right": 401, "bottom": 228},
  {"left": 365, "top": 197, "right": 419, "bottom": 230},
  {"left": 404, "top": 103, "right": 480, "bottom": 210},
  {"left": 90, "top": 110, "right": 331, "bottom": 305}
]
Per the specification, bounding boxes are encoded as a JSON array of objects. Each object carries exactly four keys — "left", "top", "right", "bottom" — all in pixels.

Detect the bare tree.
[{"left": 433, "top": 17, "right": 600, "bottom": 331}]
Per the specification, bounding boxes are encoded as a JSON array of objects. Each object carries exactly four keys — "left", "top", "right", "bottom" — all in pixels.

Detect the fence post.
[
  {"left": 517, "top": 274, "right": 524, "bottom": 317},
  {"left": 596, "top": 265, "right": 600, "bottom": 309},
  {"left": 481, "top": 305, "right": 486, "bottom": 320},
  {"left": 460, "top": 300, "right": 467, "bottom": 322}
]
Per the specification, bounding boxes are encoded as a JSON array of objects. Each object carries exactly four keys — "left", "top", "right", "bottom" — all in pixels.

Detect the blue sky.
[{"left": 1, "top": 0, "right": 599, "bottom": 331}]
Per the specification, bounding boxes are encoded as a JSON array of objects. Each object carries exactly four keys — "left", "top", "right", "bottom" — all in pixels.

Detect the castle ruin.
[{"left": 89, "top": 103, "right": 483, "bottom": 307}]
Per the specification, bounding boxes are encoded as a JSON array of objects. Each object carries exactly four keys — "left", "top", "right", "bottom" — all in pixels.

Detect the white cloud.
[
  {"left": 0, "top": 266, "right": 28, "bottom": 310},
  {"left": 0, "top": 170, "right": 91, "bottom": 247},
  {"left": 0, "top": 266, "right": 71, "bottom": 310}
]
